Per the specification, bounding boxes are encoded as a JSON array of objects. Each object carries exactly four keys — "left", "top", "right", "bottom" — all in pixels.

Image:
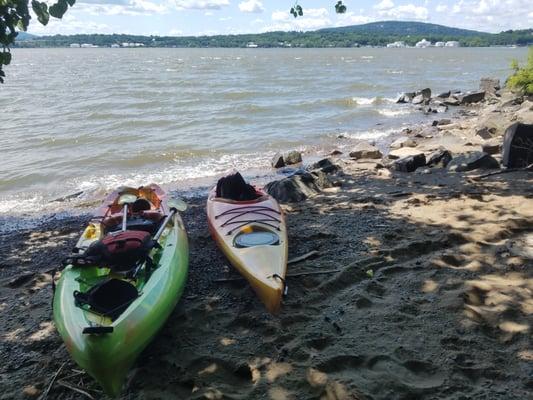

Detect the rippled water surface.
[{"left": 0, "top": 47, "right": 527, "bottom": 214}]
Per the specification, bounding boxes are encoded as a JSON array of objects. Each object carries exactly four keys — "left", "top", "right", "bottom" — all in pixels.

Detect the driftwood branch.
[
  {"left": 39, "top": 361, "right": 67, "bottom": 400},
  {"left": 56, "top": 380, "right": 95, "bottom": 399},
  {"left": 288, "top": 250, "right": 320, "bottom": 264},
  {"left": 214, "top": 268, "right": 340, "bottom": 283}
]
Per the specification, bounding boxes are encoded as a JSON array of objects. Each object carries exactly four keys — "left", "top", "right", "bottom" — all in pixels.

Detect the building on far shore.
[
  {"left": 111, "top": 44, "right": 120, "bottom": 48},
  {"left": 435, "top": 41, "right": 445, "bottom": 47},
  {"left": 69, "top": 43, "right": 80, "bottom": 48},
  {"left": 415, "top": 39, "right": 432, "bottom": 48},
  {"left": 445, "top": 41, "right": 461, "bottom": 47},
  {"left": 387, "top": 41, "right": 406, "bottom": 48},
  {"left": 80, "top": 43, "right": 98, "bottom": 48},
  {"left": 246, "top": 42, "right": 258, "bottom": 48}
]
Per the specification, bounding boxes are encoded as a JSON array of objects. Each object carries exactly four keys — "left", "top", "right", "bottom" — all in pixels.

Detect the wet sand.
[{"left": 1, "top": 95, "right": 533, "bottom": 400}]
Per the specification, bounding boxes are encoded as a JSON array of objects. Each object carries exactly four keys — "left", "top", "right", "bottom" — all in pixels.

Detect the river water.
[{"left": 0, "top": 47, "right": 527, "bottom": 215}]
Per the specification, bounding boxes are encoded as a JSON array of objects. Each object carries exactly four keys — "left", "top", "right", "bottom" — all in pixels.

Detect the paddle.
[
  {"left": 117, "top": 193, "right": 137, "bottom": 232},
  {"left": 153, "top": 198, "right": 187, "bottom": 241},
  {"left": 131, "top": 197, "right": 187, "bottom": 279}
]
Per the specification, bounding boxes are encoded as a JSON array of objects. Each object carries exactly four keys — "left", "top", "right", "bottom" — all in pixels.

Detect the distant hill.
[
  {"left": 319, "top": 21, "right": 490, "bottom": 37},
  {"left": 13, "top": 21, "right": 533, "bottom": 48},
  {"left": 17, "top": 32, "right": 37, "bottom": 40}
]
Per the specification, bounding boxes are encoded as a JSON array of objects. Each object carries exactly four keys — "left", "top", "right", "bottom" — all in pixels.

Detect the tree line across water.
[{"left": 13, "top": 28, "right": 533, "bottom": 49}]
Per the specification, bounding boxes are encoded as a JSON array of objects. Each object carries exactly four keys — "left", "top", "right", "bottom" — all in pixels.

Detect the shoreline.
[{"left": 1, "top": 84, "right": 532, "bottom": 399}]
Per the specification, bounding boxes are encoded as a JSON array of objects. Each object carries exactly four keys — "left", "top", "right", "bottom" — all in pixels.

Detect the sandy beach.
[{"left": 1, "top": 88, "right": 532, "bottom": 400}]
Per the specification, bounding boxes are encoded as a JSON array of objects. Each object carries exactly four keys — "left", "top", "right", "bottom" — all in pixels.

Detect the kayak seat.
[
  {"left": 216, "top": 172, "right": 261, "bottom": 201},
  {"left": 74, "top": 278, "right": 138, "bottom": 321},
  {"left": 103, "top": 211, "right": 164, "bottom": 234}
]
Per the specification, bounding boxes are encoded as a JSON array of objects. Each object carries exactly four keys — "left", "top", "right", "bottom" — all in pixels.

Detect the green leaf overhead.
[
  {"left": 49, "top": 0, "right": 69, "bottom": 19},
  {"left": 31, "top": 0, "right": 49, "bottom": 25}
]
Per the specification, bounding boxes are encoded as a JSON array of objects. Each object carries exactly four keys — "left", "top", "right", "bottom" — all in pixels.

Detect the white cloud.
[
  {"left": 266, "top": 8, "right": 331, "bottom": 31},
  {"left": 28, "top": 13, "right": 112, "bottom": 34},
  {"left": 238, "top": 0, "right": 264, "bottom": 13},
  {"left": 435, "top": 3, "right": 448, "bottom": 12},
  {"left": 76, "top": 0, "right": 168, "bottom": 15},
  {"left": 374, "top": 0, "right": 394, "bottom": 11},
  {"left": 174, "top": 0, "right": 229, "bottom": 10},
  {"left": 271, "top": 10, "right": 288, "bottom": 21},
  {"left": 444, "top": 0, "right": 533, "bottom": 31},
  {"left": 378, "top": 3, "right": 429, "bottom": 21},
  {"left": 335, "top": 11, "right": 373, "bottom": 26}
]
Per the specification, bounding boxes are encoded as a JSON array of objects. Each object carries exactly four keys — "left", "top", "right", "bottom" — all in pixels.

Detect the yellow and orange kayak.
[{"left": 207, "top": 187, "right": 288, "bottom": 314}]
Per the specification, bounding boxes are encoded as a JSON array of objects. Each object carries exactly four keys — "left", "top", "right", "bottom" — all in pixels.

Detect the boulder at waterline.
[
  {"left": 481, "top": 141, "right": 501, "bottom": 155},
  {"left": 272, "top": 153, "right": 285, "bottom": 168},
  {"left": 460, "top": 91, "right": 485, "bottom": 105},
  {"left": 388, "top": 147, "right": 424, "bottom": 160},
  {"left": 265, "top": 170, "right": 332, "bottom": 203},
  {"left": 436, "top": 90, "right": 451, "bottom": 98},
  {"left": 349, "top": 142, "right": 382, "bottom": 160},
  {"left": 393, "top": 153, "right": 426, "bottom": 173},
  {"left": 390, "top": 137, "right": 416, "bottom": 150},
  {"left": 426, "top": 149, "right": 452, "bottom": 168},
  {"left": 479, "top": 77, "right": 500, "bottom": 95},
  {"left": 308, "top": 158, "right": 340, "bottom": 174},
  {"left": 447, "top": 152, "right": 499, "bottom": 172},
  {"left": 396, "top": 92, "right": 415, "bottom": 103},
  {"left": 285, "top": 150, "right": 303, "bottom": 165}
]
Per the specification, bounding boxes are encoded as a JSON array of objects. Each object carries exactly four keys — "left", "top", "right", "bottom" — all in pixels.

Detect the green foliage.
[
  {"left": 290, "top": 4, "right": 303, "bottom": 18},
  {"left": 335, "top": 1, "right": 347, "bottom": 14},
  {"left": 507, "top": 47, "right": 533, "bottom": 95}
]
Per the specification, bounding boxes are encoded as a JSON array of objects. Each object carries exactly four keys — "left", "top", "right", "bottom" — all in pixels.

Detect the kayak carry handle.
[{"left": 82, "top": 326, "right": 114, "bottom": 335}]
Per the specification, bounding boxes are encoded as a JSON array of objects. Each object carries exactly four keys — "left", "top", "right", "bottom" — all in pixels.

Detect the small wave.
[
  {"left": 387, "top": 70, "right": 403, "bottom": 74},
  {"left": 352, "top": 96, "right": 396, "bottom": 106},
  {"left": 361, "top": 56, "right": 374, "bottom": 59},
  {"left": 344, "top": 127, "right": 400, "bottom": 141},
  {"left": 378, "top": 108, "right": 413, "bottom": 117}
]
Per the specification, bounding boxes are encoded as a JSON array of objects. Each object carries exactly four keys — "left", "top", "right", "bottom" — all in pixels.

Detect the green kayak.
[{"left": 53, "top": 185, "right": 188, "bottom": 397}]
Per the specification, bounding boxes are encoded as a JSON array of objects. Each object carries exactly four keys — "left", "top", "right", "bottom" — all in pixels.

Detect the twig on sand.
[
  {"left": 39, "top": 361, "right": 67, "bottom": 400},
  {"left": 288, "top": 250, "right": 320, "bottom": 265},
  {"left": 56, "top": 380, "right": 95, "bottom": 399},
  {"left": 471, "top": 164, "right": 533, "bottom": 181},
  {"left": 214, "top": 268, "right": 340, "bottom": 283},
  {"left": 287, "top": 269, "right": 341, "bottom": 277}
]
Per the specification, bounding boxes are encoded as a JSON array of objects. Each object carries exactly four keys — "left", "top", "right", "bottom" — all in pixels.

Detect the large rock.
[
  {"left": 417, "top": 88, "right": 431, "bottom": 99},
  {"left": 271, "top": 153, "right": 285, "bottom": 168},
  {"left": 436, "top": 90, "right": 451, "bottom": 98},
  {"left": 481, "top": 141, "right": 501, "bottom": 155},
  {"left": 393, "top": 153, "right": 426, "bottom": 173},
  {"left": 308, "top": 158, "right": 340, "bottom": 174},
  {"left": 479, "top": 77, "right": 501, "bottom": 95},
  {"left": 396, "top": 92, "right": 415, "bottom": 103},
  {"left": 390, "top": 137, "right": 417, "bottom": 149},
  {"left": 426, "top": 149, "right": 452, "bottom": 168},
  {"left": 447, "top": 152, "right": 500, "bottom": 172},
  {"left": 502, "top": 123, "right": 533, "bottom": 168},
  {"left": 460, "top": 91, "right": 485, "bottom": 105},
  {"left": 444, "top": 98, "right": 461, "bottom": 106},
  {"left": 349, "top": 142, "right": 382, "bottom": 160},
  {"left": 285, "top": 150, "right": 302, "bottom": 165},
  {"left": 475, "top": 126, "right": 497, "bottom": 140},
  {"left": 388, "top": 147, "right": 424, "bottom": 160},
  {"left": 265, "top": 170, "right": 330, "bottom": 203},
  {"left": 412, "top": 94, "right": 428, "bottom": 105}
]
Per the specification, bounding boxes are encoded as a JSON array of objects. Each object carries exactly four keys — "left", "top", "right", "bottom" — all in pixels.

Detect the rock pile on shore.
[{"left": 266, "top": 79, "right": 532, "bottom": 203}]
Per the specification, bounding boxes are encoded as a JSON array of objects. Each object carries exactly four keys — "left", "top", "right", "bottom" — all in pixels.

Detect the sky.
[{"left": 27, "top": 0, "right": 533, "bottom": 36}]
